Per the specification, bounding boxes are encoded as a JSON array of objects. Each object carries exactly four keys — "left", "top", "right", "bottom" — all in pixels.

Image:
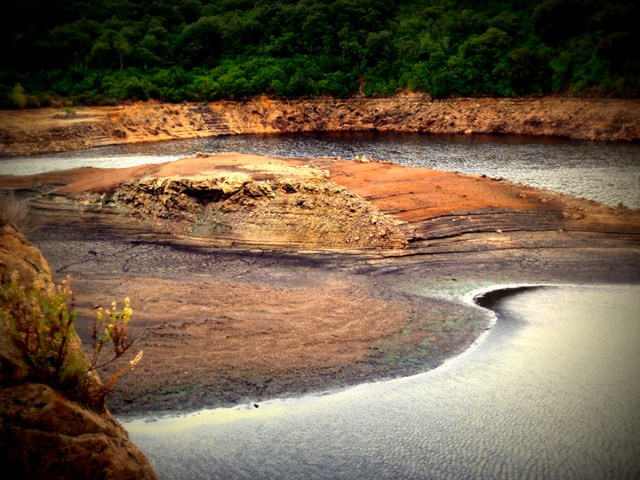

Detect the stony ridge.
[
  {"left": 102, "top": 161, "right": 408, "bottom": 249},
  {"left": 3, "top": 153, "right": 637, "bottom": 256}
]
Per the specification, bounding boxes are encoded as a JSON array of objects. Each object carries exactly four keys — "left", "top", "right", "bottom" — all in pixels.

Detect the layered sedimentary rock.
[
  {"left": 1, "top": 96, "right": 639, "bottom": 156},
  {"left": 2, "top": 152, "right": 638, "bottom": 254},
  {"left": 111, "top": 165, "right": 407, "bottom": 248}
]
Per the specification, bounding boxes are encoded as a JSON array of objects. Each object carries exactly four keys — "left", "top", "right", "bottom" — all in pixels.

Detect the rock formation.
[
  {"left": 0, "top": 222, "right": 156, "bottom": 479},
  {"left": 111, "top": 165, "right": 407, "bottom": 249},
  {"left": 1, "top": 96, "right": 639, "bottom": 157}
]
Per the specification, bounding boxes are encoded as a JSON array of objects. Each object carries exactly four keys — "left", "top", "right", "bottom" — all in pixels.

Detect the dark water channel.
[
  {"left": 123, "top": 285, "right": 640, "bottom": 479},
  {"left": 1, "top": 132, "right": 639, "bottom": 208}
]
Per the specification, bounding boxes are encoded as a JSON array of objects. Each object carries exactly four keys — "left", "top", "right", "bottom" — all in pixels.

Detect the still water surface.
[
  {"left": 1, "top": 132, "right": 639, "bottom": 208},
  {"left": 124, "top": 285, "right": 640, "bottom": 480}
]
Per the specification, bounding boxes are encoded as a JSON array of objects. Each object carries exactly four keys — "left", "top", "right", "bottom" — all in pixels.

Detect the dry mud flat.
[{"left": 2, "top": 153, "right": 639, "bottom": 415}]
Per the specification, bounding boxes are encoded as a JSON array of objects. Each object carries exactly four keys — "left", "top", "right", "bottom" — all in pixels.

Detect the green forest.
[{"left": 2, "top": 0, "right": 638, "bottom": 107}]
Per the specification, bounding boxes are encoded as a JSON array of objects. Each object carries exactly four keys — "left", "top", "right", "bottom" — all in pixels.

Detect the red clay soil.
[
  {"left": 2, "top": 153, "right": 639, "bottom": 415},
  {"left": 324, "top": 160, "right": 541, "bottom": 220}
]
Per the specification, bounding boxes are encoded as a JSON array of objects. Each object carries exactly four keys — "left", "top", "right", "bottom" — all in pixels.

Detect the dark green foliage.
[{"left": 1, "top": 0, "right": 638, "bottom": 106}]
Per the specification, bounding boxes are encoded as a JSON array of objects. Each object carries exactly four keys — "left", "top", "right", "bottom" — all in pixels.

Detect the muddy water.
[
  {"left": 1, "top": 133, "right": 639, "bottom": 208},
  {"left": 123, "top": 285, "right": 640, "bottom": 479}
]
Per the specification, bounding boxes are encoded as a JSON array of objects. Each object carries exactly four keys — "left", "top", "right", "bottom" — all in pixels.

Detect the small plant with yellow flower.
[
  {"left": 0, "top": 272, "right": 143, "bottom": 406},
  {"left": 0, "top": 271, "right": 79, "bottom": 386},
  {"left": 89, "top": 296, "right": 143, "bottom": 394}
]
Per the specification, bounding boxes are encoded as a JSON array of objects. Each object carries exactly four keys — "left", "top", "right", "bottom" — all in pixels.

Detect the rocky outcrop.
[
  {"left": 0, "top": 383, "right": 156, "bottom": 479},
  {"left": 3, "top": 152, "right": 638, "bottom": 254},
  {"left": 216, "top": 96, "right": 640, "bottom": 142},
  {"left": 0, "top": 222, "right": 156, "bottom": 479},
  {"left": 1, "top": 96, "right": 639, "bottom": 156},
  {"left": 0, "top": 223, "right": 53, "bottom": 288},
  {"left": 109, "top": 161, "right": 408, "bottom": 249}
]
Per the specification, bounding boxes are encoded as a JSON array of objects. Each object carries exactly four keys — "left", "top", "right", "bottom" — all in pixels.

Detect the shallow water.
[
  {"left": 1, "top": 132, "right": 639, "bottom": 208},
  {"left": 123, "top": 285, "right": 640, "bottom": 480}
]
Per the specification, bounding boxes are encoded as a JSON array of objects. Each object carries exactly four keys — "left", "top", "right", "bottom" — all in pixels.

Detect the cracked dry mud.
[{"left": 2, "top": 153, "right": 639, "bottom": 415}]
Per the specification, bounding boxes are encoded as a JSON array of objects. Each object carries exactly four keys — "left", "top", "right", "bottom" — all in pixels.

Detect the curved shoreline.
[
  {"left": 430, "top": 283, "right": 552, "bottom": 376},
  {"left": 2, "top": 151, "right": 639, "bottom": 416},
  {"left": 1, "top": 96, "right": 639, "bottom": 157},
  {"left": 119, "top": 281, "right": 619, "bottom": 425},
  {"left": 122, "top": 284, "right": 640, "bottom": 480},
  {"left": 473, "top": 284, "right": 547, "bottom": 310}
]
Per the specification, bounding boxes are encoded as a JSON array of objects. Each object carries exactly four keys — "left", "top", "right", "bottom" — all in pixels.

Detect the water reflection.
[
  {"left": 1, "top": 132, "right": 639, "bottom": 207},
  {"left": 124, "top": 285, "right": 640, "bottom": 480}
]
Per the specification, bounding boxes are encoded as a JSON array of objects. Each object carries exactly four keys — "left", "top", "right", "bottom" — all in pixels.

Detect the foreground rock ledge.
[
  {"left": 0, "top": 223, "right": 157, "bottom": 478},
  {"left": 1, "top": 153, "right": 639, "bottom": 415}
]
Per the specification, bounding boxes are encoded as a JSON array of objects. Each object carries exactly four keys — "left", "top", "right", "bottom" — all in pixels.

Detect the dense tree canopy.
[{"left": 1, "top": 0, "right": 638, "bottom": 107}]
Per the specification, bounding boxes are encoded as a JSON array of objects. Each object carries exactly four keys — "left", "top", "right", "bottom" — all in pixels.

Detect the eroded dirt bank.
[
  {"left": 1, "top": 153, "right": 638, "bottom": 415},
  {"left": 1, "top": 96, "right": 639, "bottom": 157}
]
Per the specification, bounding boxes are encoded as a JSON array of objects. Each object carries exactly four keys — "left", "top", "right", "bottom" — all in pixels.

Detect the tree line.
[{"left": 1, "top": 0, "right": 638, "bottom": 107}]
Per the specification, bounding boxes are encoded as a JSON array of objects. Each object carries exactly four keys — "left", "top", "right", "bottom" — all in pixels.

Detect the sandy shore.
[{"left": 2, "top": 153, "right": 638, "bottom": 415}]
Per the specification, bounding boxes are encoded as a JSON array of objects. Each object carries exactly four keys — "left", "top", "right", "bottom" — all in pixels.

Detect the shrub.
[
  {"left": 89, "top": 297, "right": 143, "bottom": 392},
  {"left": 1, "top": 273, "right": 80, "bottom": 386},
  {"left": 0, "top": 191, "right": 29, "bottom": 229},
  {"left": 0, "top": 273, "right": 143, "bottom": 407},
  {"left": 10, "top": 83, "right": 27, "bottom": 108}
]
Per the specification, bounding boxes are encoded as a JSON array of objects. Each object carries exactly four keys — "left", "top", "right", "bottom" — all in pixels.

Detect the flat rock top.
[
  {"left": 323, "top": 159, "right": 542, "bottom": 219},
  {"left": 0, "top": 153, "right": 313, "bottom": 196}
]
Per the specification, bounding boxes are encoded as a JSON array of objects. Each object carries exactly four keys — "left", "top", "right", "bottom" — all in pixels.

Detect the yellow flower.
[{"left": 130, "top": 350, "right": 143, "bottom": 367}]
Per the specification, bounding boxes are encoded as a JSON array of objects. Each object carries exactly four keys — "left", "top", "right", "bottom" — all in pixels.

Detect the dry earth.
[
  {"left": 1, "top": 96, "right": 639, "bottom": 157},
  {"left": 2, "top": 152, "right": 639, "bottom": 415}
]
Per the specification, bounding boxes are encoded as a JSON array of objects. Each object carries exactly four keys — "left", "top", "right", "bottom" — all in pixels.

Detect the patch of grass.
[{"left": 0, "top": 191, "right": 29, "bottom": 229}]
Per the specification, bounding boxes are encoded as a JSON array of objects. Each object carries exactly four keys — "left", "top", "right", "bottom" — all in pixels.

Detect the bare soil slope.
[{"left": 1, "top": 96, "right": 639, "bottom": 157}]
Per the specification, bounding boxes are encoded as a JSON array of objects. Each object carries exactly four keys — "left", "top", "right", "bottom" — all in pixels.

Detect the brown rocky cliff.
[
  {"left": 1, "top": 96, "right": 638, "bottom": 156},
  {"left": 216, "top": 96, "right": 640, "bottom": 141},
  {"left": 0, "top": 222, "right": 156, "bottom": 479}
]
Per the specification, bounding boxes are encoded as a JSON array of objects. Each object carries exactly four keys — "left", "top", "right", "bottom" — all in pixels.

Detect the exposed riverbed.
[
  {"left": 2, "top": 133, "right": 638, "bottom": 478},
  {"left": 124, "top": 285, "right": 640, "bottom": 480},
  {"left": 1, "top": 132, "right": 639, "bottom": 208}
]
